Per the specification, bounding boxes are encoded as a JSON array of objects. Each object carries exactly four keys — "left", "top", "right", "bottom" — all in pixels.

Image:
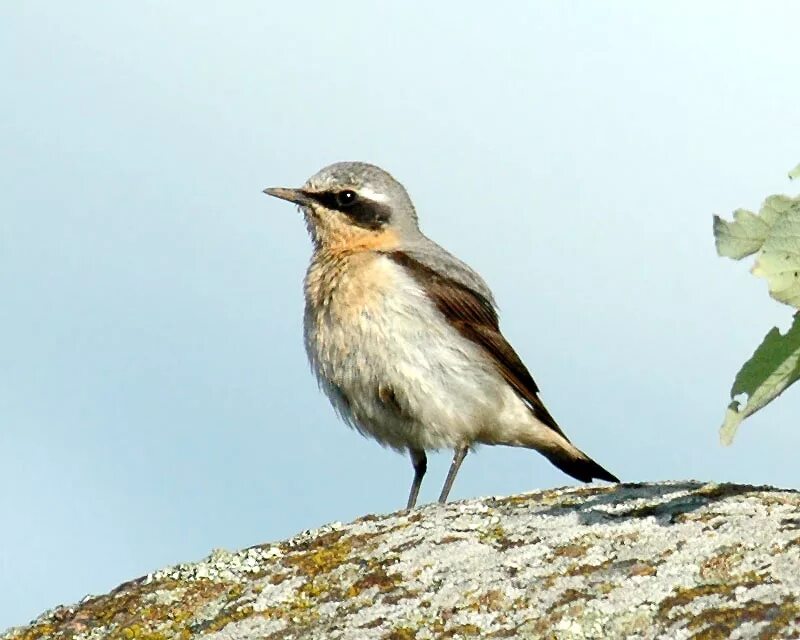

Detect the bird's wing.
[{"left": 385, "top": 250, "right": 569, "bottom": 441}]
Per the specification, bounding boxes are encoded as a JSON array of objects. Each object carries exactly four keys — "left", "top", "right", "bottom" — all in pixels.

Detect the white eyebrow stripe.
[{"left": 357, "top": 186, "right": 389, "bottom": 203}]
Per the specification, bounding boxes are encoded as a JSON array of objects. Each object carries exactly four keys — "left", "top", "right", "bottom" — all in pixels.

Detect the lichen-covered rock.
[{"left": 4, "top": 482, "right": 800, "bottom": 639}]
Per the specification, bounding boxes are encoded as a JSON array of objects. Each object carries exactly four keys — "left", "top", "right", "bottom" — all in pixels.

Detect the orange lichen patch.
[
  {"left": 699, "top": 547, "right": 745, "bottom": 583},
  {"left": 565, "top": 558, "right": 616, "bottom": 577},
  {"left": 470, "top": 589, "right": 510, "bottom": 613},
  {"left": 439, "top": 623, "right": 483, "bottom": 637},
  {"left": 384, "top": 627, "right": 417, "bottom": 640},
  {"left": 628, "top": 562, "right": 658, "bottom": 577},
  {"left": 782, "top": 535, "right": 800, "bottom": 550},
  {"left": 354, "top": 513, "right": 382, "bottom": 524},
  {"left": 268, "top": 572, "right": 290, "bottom": 585},
  {"left": 346, "top": 567, "right": 403, "bottom": 598},
  {"left": 478, "top": 524, "right": 507, "bottom": 547},
  {"left": 550, "top": 588, "right": 593, "bottom": 611},
  {"left": 552, "top": 543, "right": 589, "bottom": 559},
  {"left": 4, "top": 623, "right": 57, "bottom": 640},
  {"left": 283, "top": 537, "right": 353, "bottom": 578},
  {"left": 282, "top": 528, "right": 347, "bottom": 555},
  {"left": 657, "top": 571, "right": 766, "bottom": 621},
  {"left": 190, "top": 599, "right": 254, "bottom": 636},
  {"left": 684, "top": 598, "right": 800, "bottom": 640},
  {"left": 24, "top": 578, "right": 238, "bottom": 639}
]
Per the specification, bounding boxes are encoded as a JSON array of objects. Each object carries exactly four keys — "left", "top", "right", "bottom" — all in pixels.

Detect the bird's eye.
[{"left": 335, "top": 190, "right": 358, "bottom": 207}]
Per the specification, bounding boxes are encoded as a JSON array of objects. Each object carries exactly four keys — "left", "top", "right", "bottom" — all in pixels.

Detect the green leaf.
[
  {"left": 713, "top": 208, "right": 771, "bottom": 259},
  {"left": 751, "top": 196, "right": 800, "bottom": 308},
  {"left": 714, "top": 194, "right": 800, "bottom": 308},
  {"left": 715, "top": 166, "right": 800, "bottom": 444},
  {"left": 720, "top": 313, "right": 800, "bottom": 444},
  {"left": 713, "top": 195, "right": 793, "bottom": 260}
]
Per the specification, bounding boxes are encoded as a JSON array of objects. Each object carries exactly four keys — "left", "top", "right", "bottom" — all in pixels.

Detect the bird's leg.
[
  {"left": 438, "top": 446, "right": 469, "bottom": 504},
  {"left": 406, "top": 448, "right": 427, "bottom": 509}
]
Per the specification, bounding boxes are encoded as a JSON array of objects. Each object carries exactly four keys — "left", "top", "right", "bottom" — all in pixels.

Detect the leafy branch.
[{"left": 713, "top": 166, "right": 800, "bottom": 444}]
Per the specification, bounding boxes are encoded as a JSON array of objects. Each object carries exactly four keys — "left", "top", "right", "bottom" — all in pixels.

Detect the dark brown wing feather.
[{"left": 386, "top": 251, "right": 569, "bottom": 441}]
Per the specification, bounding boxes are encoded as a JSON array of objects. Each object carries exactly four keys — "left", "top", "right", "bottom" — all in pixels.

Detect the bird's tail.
[
  {"left": 544, "top": 445, "right": 619, "bottom": 483},
  {"left": 515, "top": 429, "right": 619, "bottom": 483}
]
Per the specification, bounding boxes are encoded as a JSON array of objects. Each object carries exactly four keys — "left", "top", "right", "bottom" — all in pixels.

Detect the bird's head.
[{"left": 264, "top": 162, "right": 419, "bottom": 252}]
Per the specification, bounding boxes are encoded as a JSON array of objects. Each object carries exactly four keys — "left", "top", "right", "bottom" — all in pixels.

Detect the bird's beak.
[{"left": 262, "top": 187, "right": 312, "bottom": 206}]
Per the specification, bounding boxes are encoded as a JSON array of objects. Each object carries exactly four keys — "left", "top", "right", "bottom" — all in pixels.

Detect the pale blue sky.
[{"left": 2, "top": 1, "right": 800, "bottom": 630}]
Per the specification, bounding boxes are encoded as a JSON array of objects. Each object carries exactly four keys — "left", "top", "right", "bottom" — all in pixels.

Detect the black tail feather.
[{"left": 547, "top": 450, "right": 619, "bottom": 483}]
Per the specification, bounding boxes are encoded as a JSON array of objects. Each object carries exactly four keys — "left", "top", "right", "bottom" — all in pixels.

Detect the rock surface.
[{"left": 4, "top": 482, "right": 800, "bottom": 640}]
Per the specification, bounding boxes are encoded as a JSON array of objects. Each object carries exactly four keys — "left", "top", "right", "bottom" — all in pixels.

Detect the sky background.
[{"left": 2, "top": 1, "right": 800, "bottom": 630}]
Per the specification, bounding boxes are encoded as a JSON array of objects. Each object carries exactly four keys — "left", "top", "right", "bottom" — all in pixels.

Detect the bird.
[{"left": 263, "top": 162, "right": 619, "bottom": 509}]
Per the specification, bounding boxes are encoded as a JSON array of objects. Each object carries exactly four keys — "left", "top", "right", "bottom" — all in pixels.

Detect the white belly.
[{"left": 303, "top": 254, "right": 521, "bottom": 451}]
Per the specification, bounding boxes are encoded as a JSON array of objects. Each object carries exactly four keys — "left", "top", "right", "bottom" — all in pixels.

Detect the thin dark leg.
[
  {"left": 406, "top": 448, "right": 427, "bottom": 509},
  {"left": 438, "top": 446, "right": 469, "bottom": 504}
]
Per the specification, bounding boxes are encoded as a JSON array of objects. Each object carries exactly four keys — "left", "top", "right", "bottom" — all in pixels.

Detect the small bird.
[{"left": 264, "top": 162, "right": 618, "bottom": 508}]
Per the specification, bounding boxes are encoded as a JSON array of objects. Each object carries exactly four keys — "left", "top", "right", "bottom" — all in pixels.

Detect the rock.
[{"left": 3, "top": 481, "right": 800, "bottom": 639}]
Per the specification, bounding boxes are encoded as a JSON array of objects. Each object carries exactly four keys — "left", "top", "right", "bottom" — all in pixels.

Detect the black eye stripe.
[
  {"left": 304, "top": 190, "right": 391, "bottom": 230},
  {"left": 304, "top": 191, "right": 353, "bottom": 211}
]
